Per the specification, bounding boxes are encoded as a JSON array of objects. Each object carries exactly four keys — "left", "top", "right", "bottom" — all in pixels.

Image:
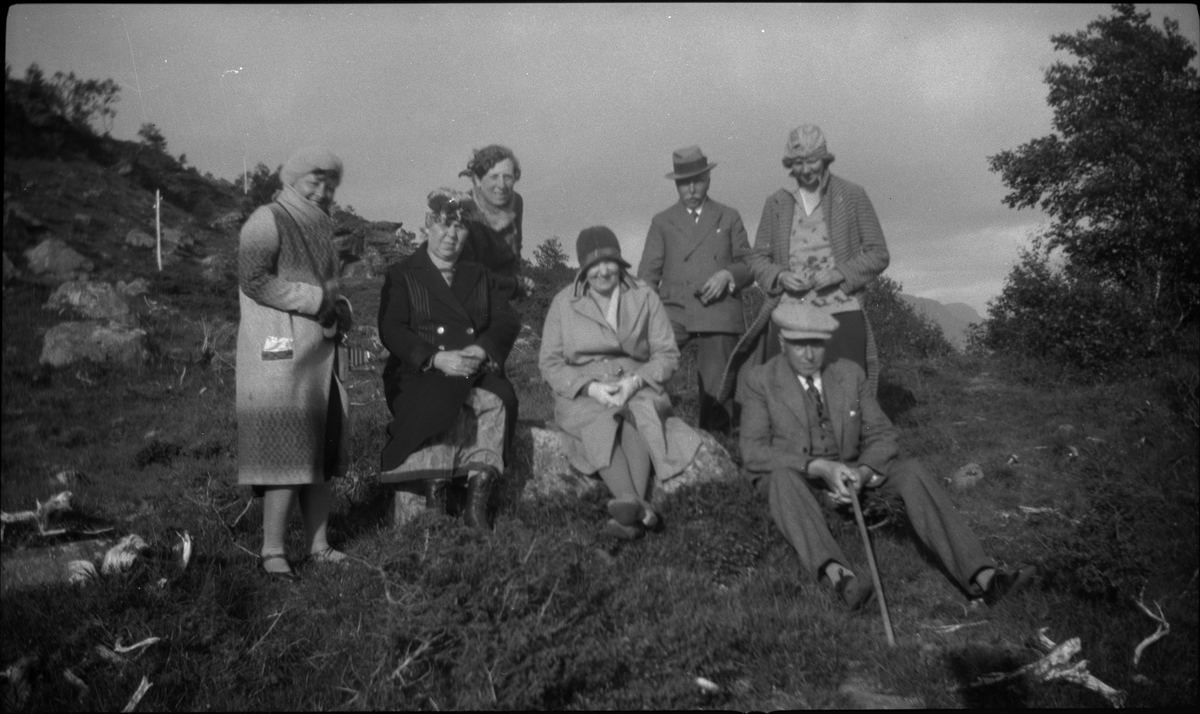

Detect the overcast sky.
[{"left": 7, "top": 3, "right": 1198, "bottom": 314}]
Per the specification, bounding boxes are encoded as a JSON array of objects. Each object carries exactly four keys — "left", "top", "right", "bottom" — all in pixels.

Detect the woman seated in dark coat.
[{"left": 378, "top": 188, "right": 521, "bottom": 530}]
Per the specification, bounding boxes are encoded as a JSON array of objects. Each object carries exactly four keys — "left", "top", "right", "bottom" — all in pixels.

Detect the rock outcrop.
[{"left": 40, "top": 320, "right": 148, "bottom": 367}]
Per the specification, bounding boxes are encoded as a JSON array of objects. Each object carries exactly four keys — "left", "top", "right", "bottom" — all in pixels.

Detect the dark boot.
[
  {"left": 424, "top": 478, "right": 450, "bottom": 513},
  {"left": 463, "top": 469, "right": 495, "bottom": 531}
]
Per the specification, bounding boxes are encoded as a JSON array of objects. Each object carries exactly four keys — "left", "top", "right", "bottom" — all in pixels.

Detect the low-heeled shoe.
[{"left": 260, "top": 554, "right": 300, "bottom": 583}]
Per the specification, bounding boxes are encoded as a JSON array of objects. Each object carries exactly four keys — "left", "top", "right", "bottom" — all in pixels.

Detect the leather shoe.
[
  {"left": 983, "top": 565, "right": 1037, "bottom": 606},
  {"left": 463, "top": 469, "right": 495, "bottom": 531},
  {"left": 602, "top": 518, "right": 645, "bottom": 541},
  {"left": 835, "top": 574, "right": 875, "bottom": 612},
  {"left": 260, "top": 554, "right": 300, "bottom": 583},
  {"left": 607, "top": 498, "right": 645, "bottom": 526},
  {"left": 423, "top": 478, "right": 451, "bottom": 513}
]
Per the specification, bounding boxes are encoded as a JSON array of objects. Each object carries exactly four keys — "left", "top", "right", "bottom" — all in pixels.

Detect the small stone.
[
  {"left": 73, "top": 213, "right": 92, "bottom": 231},
  {"left": 1057, "top": 424, "right": 1075, "bottom": 435},
  {"left": 40, "top": 321, "right": 148, "bottom": 368},
  {"left": 24, "top": 238, "right": 94, "bottom": 276},
  {"left": 950, "top": 463, "right": 984, "bottom": 490},
  {"left": 45, "top": 280, "right": 134, "bottom": 324},
  {"left": 125, "top": 229, "right": 156, "bottom": 249}
]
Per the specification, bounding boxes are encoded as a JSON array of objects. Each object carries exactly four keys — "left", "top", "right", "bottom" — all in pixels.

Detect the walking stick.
[{"left": 850, "top": 486, "right": 896, "bottom": 646}]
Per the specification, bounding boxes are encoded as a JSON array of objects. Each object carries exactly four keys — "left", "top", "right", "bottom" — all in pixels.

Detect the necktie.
[
  {"left": 803, "top": 376, "right": 824, "bottom": 417},
  {"left": 691, "top": 209, "right": 700, "bottom": 223}
]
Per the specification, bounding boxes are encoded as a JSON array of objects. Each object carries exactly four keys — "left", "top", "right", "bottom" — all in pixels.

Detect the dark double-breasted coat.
[
  {"left": 377, "top": 248, "right": 521, "bottom": 477},
  {"left": 637, "top": 198, "right": 753, "bottom": 335}
]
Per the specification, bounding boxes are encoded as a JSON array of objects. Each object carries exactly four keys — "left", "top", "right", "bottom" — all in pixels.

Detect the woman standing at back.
[{"left": 459, "top": 144, "right": 536, "bottom": 300}]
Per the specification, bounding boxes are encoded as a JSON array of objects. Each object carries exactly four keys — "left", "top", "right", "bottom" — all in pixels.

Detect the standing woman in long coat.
[
  {"left": 720, "top": 124, "right": 889, "bottom": 400},
  {"left": 236, "top": 147, "right": 352, "bottom": 581},
  {"left": 540, "top": 227, "right": 702, "bottom": 540}
]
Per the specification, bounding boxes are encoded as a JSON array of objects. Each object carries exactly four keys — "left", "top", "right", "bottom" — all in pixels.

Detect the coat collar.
[
  {"left": 408, "top": 247, "right": 479, "bottom": 321},
  {"left": 569, "top": 277, "right": 651, "bottom": 353},
  {"left": 667, "top": 198, "right": 722, "bottom": 259}
]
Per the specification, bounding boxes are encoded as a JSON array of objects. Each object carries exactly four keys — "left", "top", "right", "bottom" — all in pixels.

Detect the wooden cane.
[{"left": 850, "top": 486, "right": 896, "bottom": 646}]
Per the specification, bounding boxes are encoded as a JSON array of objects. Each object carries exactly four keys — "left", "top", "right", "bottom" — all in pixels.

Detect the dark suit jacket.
[
  {"left": 738, "top": 355, "right": 898, "bottom": 483},
  {"left": 377, "top": 248, "right": 521, "bottom": 472},
  {"left": 637, "top": 197, "right": 753, "bottom": 334}
]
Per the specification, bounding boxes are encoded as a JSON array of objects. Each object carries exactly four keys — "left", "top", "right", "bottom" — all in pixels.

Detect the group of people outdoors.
[{"left": 235, "top": 126, "right": 1036, "bottom": 612}]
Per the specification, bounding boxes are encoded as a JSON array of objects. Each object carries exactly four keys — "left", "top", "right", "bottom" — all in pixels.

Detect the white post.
[{"left": 155, "top": 190, "right": 162, "bottom": 272}]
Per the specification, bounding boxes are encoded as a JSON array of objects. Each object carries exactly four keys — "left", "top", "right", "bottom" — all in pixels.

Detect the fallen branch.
[
  {"left": 962, "top": 627, "right": 1125, "bottom": 707},
  {"left": 921, "top": 620, "right": 989, "bottom": 634},
  {"left": 1, "top": 490, "right": 73, "bottom": 540},
  {"left": 1132, "top": 589, "right": 1170, "bottom": 668},
  {"left": 121, "top": 675, "right": 152, "bottom": 713}
]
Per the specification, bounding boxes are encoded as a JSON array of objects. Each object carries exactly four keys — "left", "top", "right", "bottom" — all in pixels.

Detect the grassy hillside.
[{"left": 2, "top": 147, "right": 1197, "bottom": 710}]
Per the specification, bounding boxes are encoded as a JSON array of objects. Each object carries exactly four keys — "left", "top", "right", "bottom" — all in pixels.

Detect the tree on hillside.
[
  {"left": 534, "top": 236, "right": 571, "bottom": 271},
  {"left": 137, "top": 122, "right": 167, "bottom": 153},
  {"left": 4, "top": 63, "right": 120, "bottom": 135},
  {"left": 245, "top": 162, "right": 282, "bottom": 206},
  {"left": 861, "top": 275, "right": 953, "bottom": 363},
  {"left": 988, "top": 3, "right": 1200, "bottom": 337}
]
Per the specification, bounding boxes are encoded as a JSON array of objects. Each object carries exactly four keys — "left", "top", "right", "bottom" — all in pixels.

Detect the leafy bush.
[
  {"left": 861, "top": 275, "right": 953, "bottom": 363},
  {"left": 978, "top": 238, "right": 1153, "bottom": 379}
]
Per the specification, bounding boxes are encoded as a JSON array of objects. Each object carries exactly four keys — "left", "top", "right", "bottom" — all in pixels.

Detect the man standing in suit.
[
  {"left": 738, "top": 302, "right": 1036, "bottom": 610},
  {"left": 638, "top": 146, "right": 754, "bottom": 434}
]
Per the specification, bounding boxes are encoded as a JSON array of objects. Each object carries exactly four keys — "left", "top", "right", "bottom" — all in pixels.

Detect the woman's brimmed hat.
[
  {"left": 281, "top": 146, "right": 343, "bottom": 187},
  {"left": 425, "top": 187, "right": 481, "bottom": 224},
  {"left": 665, "top": 145, "right": 716, "bottom": 180},
  {"left": 576, "top": 226, "right": 630, "bottom": 274},
  {"left": 782, "top": 125, "right": 835, "bottom": 166}
]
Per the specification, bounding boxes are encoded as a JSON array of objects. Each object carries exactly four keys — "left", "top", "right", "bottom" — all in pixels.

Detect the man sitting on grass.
[{"left": 737, "top": 302, "right": 1036, "bottom": 610}]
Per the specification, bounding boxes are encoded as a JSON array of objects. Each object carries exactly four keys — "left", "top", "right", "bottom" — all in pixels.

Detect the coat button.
[
  {"left": 436, "top": 326, "right": 445, "bottom": 334},
  {"left": 466, "top": 327, "right": 474, "bottom": 335}
]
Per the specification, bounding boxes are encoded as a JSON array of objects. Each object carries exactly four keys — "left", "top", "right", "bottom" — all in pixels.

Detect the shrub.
[
  {"left": 978, "top": 238, "right": 1153, "bottom": 379},
  {"left": 861, "top": 275, "right": 953, "bottom": 363}
]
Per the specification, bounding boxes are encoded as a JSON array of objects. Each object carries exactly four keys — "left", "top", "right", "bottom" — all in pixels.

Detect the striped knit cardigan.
[{"left": 718, "top": 174, "right": 890, "bottom": 401}]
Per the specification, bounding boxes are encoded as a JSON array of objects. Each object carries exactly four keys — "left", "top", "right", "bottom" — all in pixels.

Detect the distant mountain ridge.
[{"left": 898, "top": 294, "right": 982, "bottom": 350}]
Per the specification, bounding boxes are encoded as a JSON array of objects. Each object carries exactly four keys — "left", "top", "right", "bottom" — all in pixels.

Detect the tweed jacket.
[
  {"left": 747, "top": 174, "right": 889, "bottom": 297},
  {"left": 235, "top": 193, "right": 350, "bottom": 486},
  {"left": 539, "top": 274, "right": 701, "bottom": 477},
  {"left": 719, "top": 175, "right": 890, "bottom": 401},
  {"left": 377, "top": 248, "right": 521, "bottom": 472},
  {"left": 738, "top": 355, "right": 898, "bottom": 484},
  {"left": 637, "top": 198, "right": 753, "bottom": 334}
]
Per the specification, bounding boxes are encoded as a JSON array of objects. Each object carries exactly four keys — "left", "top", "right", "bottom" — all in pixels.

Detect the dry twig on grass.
[
  {"left": 1132, "top": 588, "right": 1170, "bottom": 668},
  {"left": 121, "top": 675, "right": 152, "bottom": 713}
]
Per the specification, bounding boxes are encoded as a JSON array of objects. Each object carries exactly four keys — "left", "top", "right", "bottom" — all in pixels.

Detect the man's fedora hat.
[{"left": 665, "top": 145, "right": 717, "bottom": 180}]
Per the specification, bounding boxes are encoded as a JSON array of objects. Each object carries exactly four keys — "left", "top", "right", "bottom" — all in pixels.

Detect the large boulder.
[
  {"left": 514, "top": 424, "right": 738, "bottom": 504},
  {"left": 44, "top": 281, "right": 134, "bottom": 325},
  {"left": 23, "top": 238, "right": 94, "bottom": 278},
  {"left": 40, "top": 321, "right": 148, "bottom": 368}
]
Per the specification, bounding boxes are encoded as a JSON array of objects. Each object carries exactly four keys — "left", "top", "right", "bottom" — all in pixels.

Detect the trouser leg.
[
  {"left": 757, "top": 467, "right": 848, "bottom": 582},
  {"left": 695, "top": 332, "right": 737, "bottom": 432},
  {"left": 879, "top": 458, "right": 995, "bottom": 592},
  {"left": 620, "top": 423, "right": 653, "bottom": 502},
  {"left": 598, "top": 423, "right": 640, "bottom": 501}
]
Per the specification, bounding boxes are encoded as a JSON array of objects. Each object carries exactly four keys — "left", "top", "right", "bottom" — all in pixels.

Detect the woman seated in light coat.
[{"left": 539, "top": 226, "right": 702, "bottom": 540}]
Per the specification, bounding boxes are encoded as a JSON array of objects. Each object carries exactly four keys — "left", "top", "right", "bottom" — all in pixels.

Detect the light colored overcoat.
[
  {"left": 539, "top": 275, "right": 701, "bottom": 478},
  {"left": 637, "top": 198, "right": 753, "bottom": 334},
  {"left": 236, "top": 188, "right": 349, "bottom": 486}
]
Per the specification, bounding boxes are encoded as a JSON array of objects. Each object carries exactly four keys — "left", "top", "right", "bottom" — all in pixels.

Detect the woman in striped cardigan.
[{"left": 722, "top": 125, "right": 889, "bottom": 400}]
